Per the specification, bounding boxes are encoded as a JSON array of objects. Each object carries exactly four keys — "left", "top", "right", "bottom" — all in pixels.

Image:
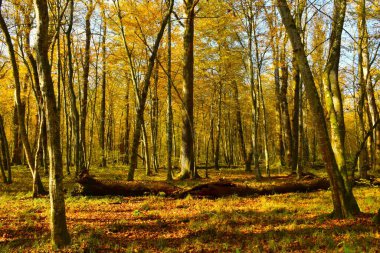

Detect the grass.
[{"left": 0, "top": 165, "right": 379, "bottom": 252}]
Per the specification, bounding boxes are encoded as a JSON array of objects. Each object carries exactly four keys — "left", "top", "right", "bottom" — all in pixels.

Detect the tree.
[
  {"left": 166, "top": 5, "right": 174, "bottom": 180},
  {"left": 277, "top": 0, "right": 360, "bottom": 218},
  {"left": 65, "top": 0, "right": 84, "bottom": 176},
  {"left": 34, "top": 0, "right": 71, "bottom": 247},
  {"left": 99, "top": 3, "right": 107, "bottom": 167},
  {"left": 178, "top": 0, "right": 199, "bottom": 179},
  {"left": 0, "top": 0, "right": 46, "bottom": 196},
  {"left": 0, "top": 115, "right": 11, "bottom": 183},
  {"left": 112, "top": 0, "right": 174, "bottom": 181},
  {"left": 80, "top": 0, "right": 95, "bottom": 171}
]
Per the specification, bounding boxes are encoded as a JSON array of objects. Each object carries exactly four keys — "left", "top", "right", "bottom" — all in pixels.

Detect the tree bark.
[
  {"left": 179, "top": 0, "right": 198, "bottom": 179},
  {"left": 0, "top": 1, "right": 46, "bottom": 196},
  {"left": 291, "top": 56, "right": 300, "bottom": 174},
  {"left": 65, "top": 0, "right": 83, "bottom": 177},
  {"left": 99, "top": 7, "right": 107, "bottom": 167},
  {"left": 80, "top": 2, "right": 94, "bottom": 172},
  {"left": 11, "top": 104, "right": 24, "bottom": 165},
  {"left": 34, "top": 0, "right": 71, "bottom": 247},
  {"left": 277, "top": 0, "right": 360, "bottom": 218},
  {"left": 233, "top": 80, "right": 251, "bottom": 171},
  {"left": 166, "top": 10, "right": 174, "bottom": 180},
  {"left": 0, "top": 115, "right": 11, "bottom": 183},
  {"left": 117, "top": 0, "right": 174, "bottom": 181},
  {"left": 279, "top": 39, "right": 293, "bottom": 168},
  {"left": 214, "top": 82, "right": 222, "bottom": 171}
]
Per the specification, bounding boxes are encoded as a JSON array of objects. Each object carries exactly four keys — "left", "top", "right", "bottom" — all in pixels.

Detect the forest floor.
[{"left": 0, "top": 166, "right": 379, "bottom": 252}]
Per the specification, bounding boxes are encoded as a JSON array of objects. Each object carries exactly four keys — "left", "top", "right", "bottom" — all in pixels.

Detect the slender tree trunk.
[
  {"left": 277, "top": 0, "right": 360, "bottom": 218},
  {"left": 34, "top": 0, "right": 71, "bottom": 247},
  {"left": 120, "top": 0, "right": 173, "bottom": 180},
  {"left": 80, "top": 2, "right": 94, "bottom": 172},
  {"left": 246, "top": 2, "right": 260, "bottom": 179},
  {"left": 233, "top": 80, "right": 251, "bottom": 171},
  {"left": 292, "top": 56, "right": 300, "bottom": 174},
  {"left": 357, "top": 6, "right": 370, "bottom": 178},
  {"left": 142, "top": 122, "right": 151, "bottom": 176},
  {"left": 11, "top": 104, "right": 24, "bottom": 165},
  {"left": 166, "top": 11, "right": 174, "bottom": 180},
  {"left": 357, "top": 0, "right": 379, "bottom": 174},
  {"left": 100, "top": 8, "right": 107, "bottom": 167},
  {"left": 124, "top": 84, "right": 130, "bottom": 165},
  {"left": 297, "top": 84, "right": 304, "bottom": 178},
  {"left": 214, "top": 82, "right": 222, "bottom": 170},
  {"left": 151, "top": 61, "right": 159, "bottom": 173},
  {"left": 66, "top": 0, "right": 82, "bottom": 177},
  {"left": 0, "top": 115, "right": 11, "bottom": 183},
  {"left": 0, "top": 2, "right": 46, "bottom": 196},
  {"left": 279, "top": 40, "right": 293, "bottom": 168},
  {"left": 274, "top": 56, "right": 285, "bottom": 167},
  {"left": 258, "top": 73, "right": 270, "bottom": 176}
]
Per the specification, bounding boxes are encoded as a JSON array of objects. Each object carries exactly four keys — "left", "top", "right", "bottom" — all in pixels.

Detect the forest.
[{"left": 0, "top": 0, "right": 379, "bottom": 251}]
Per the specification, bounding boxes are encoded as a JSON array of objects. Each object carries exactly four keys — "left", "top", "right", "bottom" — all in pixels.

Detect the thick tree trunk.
[
  {"left": 34, "top": 0, "right": 71, "bottom": 247},
  {"left": 179, "top": 0, "right": 197, "bottom": 179}
]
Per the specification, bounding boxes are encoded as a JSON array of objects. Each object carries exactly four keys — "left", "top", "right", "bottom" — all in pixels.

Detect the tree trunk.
[
  {"left": 166, "top": 11, "right": 174, "bottom": 180},
  {"left": 277, "top": 0, "right": 360, "bottom": 218},
  {"left": 151, "top": 61, "right": 159, "bottom": 173},
  {"left": 118, "top": 0, "right": 174, "bottom": 180},
  {"left": 0, "top": 115, "right": 11, "bottom": 183},
  {"left": 357, "top": 0, "right": 379, "bottom": 174},
  {"left": 99, "top": 8, "right": 107, "bottom": 167},
  {"left": 291, "top": 55, "right": 300, "bottom": 174},
  {"left": 124, "top": 84, "right": 130, "bottom": 165},
  {"left": 34, "top": 0, "right": 71, "bottom": 247},
  {"left": 264, "top": 4, "right": 285, "bottom": 167},
  {"left": 142, "top": 122, "right": 152, "bottom": 176},
  {"left": 0, "top": 2, "right": 46, "bottom": 196},
  {"left": 246, "top": 2, "right": 261, "bottom": 179},
  {"left": 214, "top": 82, "right": 222, "bottom": 171},
  {"left": 233, "top": 80, "right": 251, "bottom": 171},
  {"left": 66, "top": 0, "right": 83, "bottom": 177},
  {"left": 357, "top": 6, "right": 370, "bottom": 178},
  {"left": 179, "top": 0, "right": 197, "bottom": 179},
  {"left": 80, "top": 2, "right": 94, "bottom": 172},
  {"left": 11, "top": 104, "right": 24, "bottom": 165},
  {"left": 279, "top": 40, "right": 293, "bottom": 168}
]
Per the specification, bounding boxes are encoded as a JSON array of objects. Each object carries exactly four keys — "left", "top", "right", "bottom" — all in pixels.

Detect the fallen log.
[
  {"left": 72, "top": 175, "right": 182, "bottom": 197},
  {"left": 73, "top": 173, "right": 330, "bottom": 199},
  {"left": 177, "top": 178, "right": 330, "bottom": 199}
]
